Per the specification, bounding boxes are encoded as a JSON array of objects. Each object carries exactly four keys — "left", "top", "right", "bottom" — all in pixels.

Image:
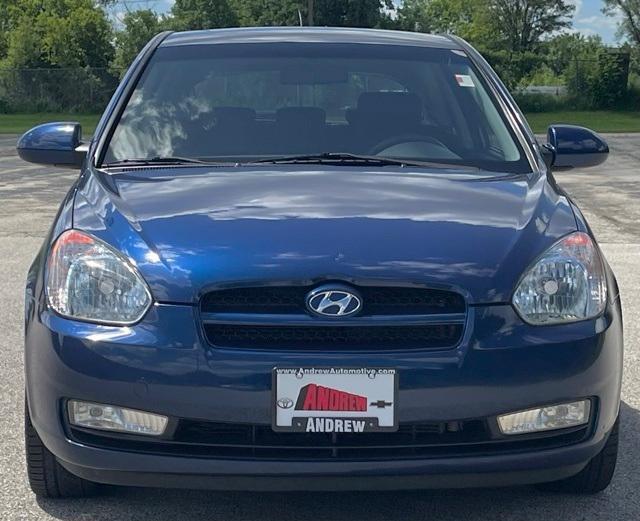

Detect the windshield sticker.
[{"left": 455, "top": 74, "right": 475, "bottom": 88}]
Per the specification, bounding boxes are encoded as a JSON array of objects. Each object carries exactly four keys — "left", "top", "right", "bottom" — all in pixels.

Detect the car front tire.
[
  {"left": 25, "top": 400, "right": 99, "bottom": 498},
  {"left": 536, "top": 415, "right": 619, "bottom": 494}
]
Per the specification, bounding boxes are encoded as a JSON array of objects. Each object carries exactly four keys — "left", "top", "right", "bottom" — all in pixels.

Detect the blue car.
[{"left": 20, "top": 28, "right": 622, "bottom": 498}]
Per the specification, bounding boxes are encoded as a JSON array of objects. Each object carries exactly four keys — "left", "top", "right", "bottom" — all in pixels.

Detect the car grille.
[
  {"left": 201, "top": 286, "right": 465, "bottom": 315},
  {"left": 69, "top": 419, "right": 590, "bottom": 461},
  {"left": 203, "top": 324, "right": 463, "bottom": 350},
  {"left": 200, "top": 283, "right": 466, "bottom": 350}
]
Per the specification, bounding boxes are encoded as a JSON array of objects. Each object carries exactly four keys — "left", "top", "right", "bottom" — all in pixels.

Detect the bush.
[
  {"left": 565, "top": 50, "right": 632, "bottom": 110},
  {"left": 592, "top": 51, "right": 630, "bottom": 108},
  {"left": 526, "top": 64, "right": 564, "bottom": 87},
  {"left": 483, "top": 50, "right": 545, "bottom": 90},
  {"left": 617, "top": 83, "right": 640, "bottom": 110},
  {"left": 513, "top": 93, "right": 566, "bottom": 113}
]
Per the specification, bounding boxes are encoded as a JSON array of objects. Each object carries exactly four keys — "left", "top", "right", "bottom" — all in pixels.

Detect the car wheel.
[
  {"left": 25, "top": 400, "right": 99, "bottom": 498},
  {"left": 536, "top": 415, "right": 619, "bottom": 494}
]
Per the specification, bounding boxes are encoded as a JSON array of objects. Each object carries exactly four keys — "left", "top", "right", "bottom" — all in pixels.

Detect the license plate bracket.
[{"left": 272, "top": 367, "right": 398, "bottom": 433}]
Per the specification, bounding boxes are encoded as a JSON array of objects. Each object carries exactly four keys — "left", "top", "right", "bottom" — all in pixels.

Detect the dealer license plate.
[{"left": 273, "top": 367, "right": 398, "bottom": 433}]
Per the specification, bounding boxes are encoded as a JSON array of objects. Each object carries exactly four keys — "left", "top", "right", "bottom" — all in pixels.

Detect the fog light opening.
[
  {"left": 497, "top": 400, "right": 591, "bottom": 435},
  {"left": 68, "top": 400, "right": 168, "bottom": 436}
]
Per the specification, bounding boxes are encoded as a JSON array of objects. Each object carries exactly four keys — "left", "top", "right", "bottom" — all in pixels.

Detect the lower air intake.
[{"left": 203, "top": 323, "right": 463, "bottom": 350}]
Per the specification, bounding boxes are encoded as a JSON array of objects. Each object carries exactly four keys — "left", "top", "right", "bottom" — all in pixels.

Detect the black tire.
[
  {"left": 25, "top": 400, "right": 99, "bottom": 498},
  {"left": 536, "top": 415, "right": 619, "bottom": 494}
]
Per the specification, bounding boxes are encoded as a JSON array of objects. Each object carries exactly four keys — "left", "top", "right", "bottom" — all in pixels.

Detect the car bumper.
[
  {"left": 25, "top": 299, "right": 623, "bottom": 490},
  {"left": 59, "top": 450, "right": 591, "bottom": 491}
]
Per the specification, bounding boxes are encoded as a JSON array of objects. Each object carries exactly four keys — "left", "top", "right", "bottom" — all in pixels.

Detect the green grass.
[
  {"left": 1, "top": 110, "right": 639, "bottom": 135},
  {"left": 525, "top": 111, "right": 640, "bottom": 133},
  {"left": 0, "top": 113, "right": 100, "bottom": 135}
]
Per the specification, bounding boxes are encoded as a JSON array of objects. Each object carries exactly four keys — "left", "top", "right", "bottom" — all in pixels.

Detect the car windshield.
[{"left": 103, "top": 42, "right": 530, "bottom": 173}]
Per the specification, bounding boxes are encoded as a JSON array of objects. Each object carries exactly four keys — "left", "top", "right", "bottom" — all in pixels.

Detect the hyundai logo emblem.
[
  {"left": 277, "top": 398, "right": 294, "bottom": 409},
  {"left": 306, "top": 285, "right": 362, "bottom": 317}
]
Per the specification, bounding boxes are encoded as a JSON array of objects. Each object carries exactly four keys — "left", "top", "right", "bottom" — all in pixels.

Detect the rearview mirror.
[
  {"left": 546, "top": 124, "right": 608, "bottom": 170},
  {"left": 17, "top": 122, "right": 87, "bottom": 169}
]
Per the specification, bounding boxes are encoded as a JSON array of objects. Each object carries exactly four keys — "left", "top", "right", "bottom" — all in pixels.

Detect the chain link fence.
[
  {"left": 0, "top": 68, "right": 124, "bottom": 113},
  {"left": 0, "top": 52, "right": 635, "bottom": 115}
]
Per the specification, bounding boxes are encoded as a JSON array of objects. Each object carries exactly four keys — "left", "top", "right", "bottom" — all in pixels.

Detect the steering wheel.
[{"left": 369, "top": 134, "right": 450, "bottom": 156}]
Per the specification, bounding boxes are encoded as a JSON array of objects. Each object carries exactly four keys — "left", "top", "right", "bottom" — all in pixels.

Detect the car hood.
[{"left": 73, "top": 165, "right": 577, "bottom": 304}]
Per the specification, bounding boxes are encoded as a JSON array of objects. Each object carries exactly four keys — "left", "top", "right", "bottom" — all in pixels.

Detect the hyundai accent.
[{"left": 19, "top": 27, "right": 622, "bottom": 497}]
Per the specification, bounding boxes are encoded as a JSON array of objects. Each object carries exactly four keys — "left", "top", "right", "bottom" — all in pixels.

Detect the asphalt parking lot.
[{"left": 0, "top": 133, "right": 639, "bottom": 520}]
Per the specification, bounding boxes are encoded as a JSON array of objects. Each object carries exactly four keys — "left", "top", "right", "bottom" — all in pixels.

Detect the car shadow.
[{"left": 36, "top": 401, "right": 639, "bottom": 521}]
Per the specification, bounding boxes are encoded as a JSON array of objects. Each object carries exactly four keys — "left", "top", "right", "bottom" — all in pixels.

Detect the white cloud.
[
  {"left": 573, "top": 7, "right": 626, "bottom": 43},
  {"left": 568, "top": 0, "right": 583, "bottom": 17},
  {"left": 576, "top": 15, "right": 598, "bottom": 25},
  {"left": 576, "top": 15, "right": 620, "bottom": 30}
]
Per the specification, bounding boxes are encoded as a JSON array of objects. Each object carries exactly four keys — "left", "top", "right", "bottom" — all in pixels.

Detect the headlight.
[
  {"left": 46, "top": 230, "right": 152, "bottom": 325},
  {"left": 513, "top": 232, "right": 607, "bottom": 325}
]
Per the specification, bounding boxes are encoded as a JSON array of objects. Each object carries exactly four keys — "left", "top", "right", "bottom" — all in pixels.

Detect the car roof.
[{"left": 161, "top": 26, "right": 460, "bottom": 50}]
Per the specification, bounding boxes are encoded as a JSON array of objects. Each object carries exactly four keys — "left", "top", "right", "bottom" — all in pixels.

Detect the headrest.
[
  {"left": 213, "top": 107, "right": 256, "bottom": 125},
  {"left": 356, "top": 92, "right": 422, "bottom": 119},
  {"left": 276, "top": 107, "right": 326, "bottom": 127}
]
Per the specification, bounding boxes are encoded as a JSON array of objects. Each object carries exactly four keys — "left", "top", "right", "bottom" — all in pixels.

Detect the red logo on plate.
[{"left": 295, "top": 384, "right": 368, "bottom": 412}]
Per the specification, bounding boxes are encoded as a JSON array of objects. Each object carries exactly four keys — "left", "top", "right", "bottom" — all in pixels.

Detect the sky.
[
  {"left": 109, "top": 0, "right": 625, "bottom": 45},
  {"left": 568, "top": 0, "right": 622, "bottom": 43}
]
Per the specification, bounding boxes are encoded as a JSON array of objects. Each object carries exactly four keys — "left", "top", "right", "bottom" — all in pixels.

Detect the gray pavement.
[{"left": 0, "top": 134, "right": 638, "bottom": 520}]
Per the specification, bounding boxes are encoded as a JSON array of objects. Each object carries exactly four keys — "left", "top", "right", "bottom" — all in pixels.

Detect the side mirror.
[
  {"left": 546, "top": 124, "right": 609, "bottom": 170},
  {"left": 16, "top": 122, "right": 87, "bottom": 168}
]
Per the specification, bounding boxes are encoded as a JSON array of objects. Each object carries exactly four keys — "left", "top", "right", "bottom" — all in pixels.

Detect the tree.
[
  {"left": 231, "top": 0, "right": 391, "bottom": 27},
  {"left": 397, "top": 0, "right": 574, "bottom": 53},
  {"left": 170, "top": 0, "right": 238, "bottom": 30},
  {"left": 232, "top": 0, "right": 304, "bottom": 26},
  {"left": 240, "top": 0, "right": 300, "bottom": 26},
  {"left": 396, "top": 0, "right": 484, "bottom": 37},
  {"left": 314, "top": 0, "right": 393, "bottom": 28},
  {"left": 113, "top": 9, "right": 162, "bottom": 71},
  {"left": 0, "top": 0, "right": 13, "bottom": 58},
  {"left": 488, "top": 0, "right": 574, "bottom": 53},
  {"left": 1, "top": 0, "right": 113, "bottom": 69},
  {"left": 591, "top": 49, "right": 631, "bottom": 107},
  {"left": 603, "top": 0, "right": 640, "bottom": 46},
  {"left": 0, "top": 0, "right": 115, "bottom": 112},
  {"left": 543, "top": 33, "right": 604, "bottom": 76}
]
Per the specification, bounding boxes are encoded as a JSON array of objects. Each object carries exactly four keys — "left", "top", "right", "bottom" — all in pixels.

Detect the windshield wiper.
[
  {"left": 245, "top": 152, "right": 476, "bottom": 170},
  {"left": 103, "top": 153, "right": 477, "bottom": 171},
  {"left": 102, "top": 156, "right": 213, "bottom": 168}
]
